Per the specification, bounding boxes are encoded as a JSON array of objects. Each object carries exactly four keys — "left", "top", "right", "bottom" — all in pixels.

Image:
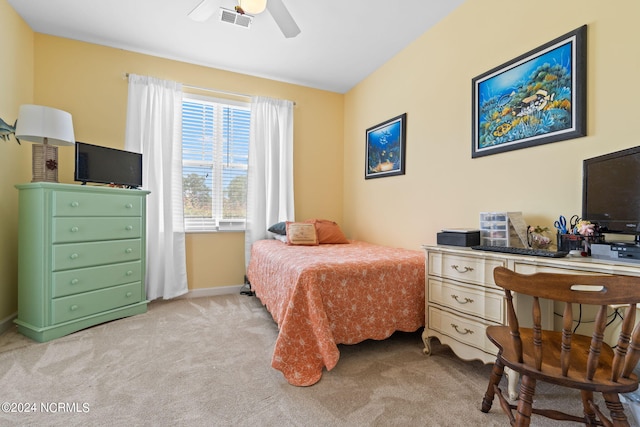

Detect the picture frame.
[
  {"left": 365, "top": 113, "right": 407, "bottom": 179},
  {"left": 471, "top": 25, "right": 587, "bottom": 158}
]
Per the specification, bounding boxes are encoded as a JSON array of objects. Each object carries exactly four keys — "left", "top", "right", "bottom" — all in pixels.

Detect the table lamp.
[{"left": 15, "top": 104, "right": 75, "bottom": 183}]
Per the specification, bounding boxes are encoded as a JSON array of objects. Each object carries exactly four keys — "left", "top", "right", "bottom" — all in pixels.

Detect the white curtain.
[
  {"left": 125, "top": 74, "right": 188, "bottom": 300},
  {"left": 245, "top": 96, "right": 295, "bottom": 266}
]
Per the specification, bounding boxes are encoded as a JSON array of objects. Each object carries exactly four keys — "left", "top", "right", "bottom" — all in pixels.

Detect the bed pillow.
[
  {"left": 285, "top": 222, "right": 319, "bottom": 246},
  {"left": 305, "top": 219, "right": 349, "bottom": 244},
  {"left": 267, "top": 221, "right": 287, "bottom": 235},
  {"left": 273, "top": 234, "right": 288, "bottom": 243}
]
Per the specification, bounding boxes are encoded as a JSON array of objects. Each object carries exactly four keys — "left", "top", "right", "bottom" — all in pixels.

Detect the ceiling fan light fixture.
[{"left": 238, "top": 0, "right": 267, "bottom": 15}]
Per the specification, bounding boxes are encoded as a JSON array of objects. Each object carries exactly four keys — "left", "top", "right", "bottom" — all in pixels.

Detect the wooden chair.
[{"left": 481, "top": 267, "right": 640, "bottom": 426}]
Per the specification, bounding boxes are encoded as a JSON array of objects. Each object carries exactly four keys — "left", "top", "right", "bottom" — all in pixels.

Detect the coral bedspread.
[{"left": 246, "top": 239, "right": 425, "bottom": 386}]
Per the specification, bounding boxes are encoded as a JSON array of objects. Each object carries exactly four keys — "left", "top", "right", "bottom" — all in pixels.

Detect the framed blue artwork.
[
  {"left": 472, "top": 25, "right": 587, "bottom": 158},
  {"left": 365, "top": 113, "right": 407, "bottom": 179}
]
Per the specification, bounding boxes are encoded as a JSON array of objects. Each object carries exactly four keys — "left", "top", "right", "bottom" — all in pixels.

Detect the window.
[{"left": 182, "top": 95, "right": 250, "bottom": 232}]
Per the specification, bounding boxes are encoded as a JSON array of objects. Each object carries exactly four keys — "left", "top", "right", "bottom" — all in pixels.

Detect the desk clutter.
[
  {"left": 436, "top": 228, "right": 480, "bottom": 247},
  {"left": 554, "top": 214, "right": 603, "bottom": 253},
  {"left": 437, "top": 212, "right": 613, "bottom": 259},
  {"left": 437, "top": 212, "right": 529, "bottom": 248},
  {"left": 438, "top": 212, "right": 530, "bottom": 248},
  {"left": 479, "top": 212, "right": 528, "bottom": 248}
]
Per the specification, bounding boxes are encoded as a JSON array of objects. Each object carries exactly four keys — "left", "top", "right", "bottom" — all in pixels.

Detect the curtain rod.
[
  {"left": 124, "top": 73, "right": 250, "bottom": 99},
  {"left": 124, "top": 73, "right": 295, "bottom": 104},
  {"left": 184, "top": 83, "right": 251, "bottom": 99}
]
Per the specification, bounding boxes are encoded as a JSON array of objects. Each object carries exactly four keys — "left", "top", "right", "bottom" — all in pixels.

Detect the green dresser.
[{"left": 14, "top": 183, "right": 150, "bottom": 342}]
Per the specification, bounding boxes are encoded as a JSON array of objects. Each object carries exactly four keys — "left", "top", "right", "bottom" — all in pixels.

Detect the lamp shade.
[
  {"left": 15, "top": 104, "right": 75, "bottom": 146},
  {"left": 239, "top": 0, "right": 267, "bottom": 14}
]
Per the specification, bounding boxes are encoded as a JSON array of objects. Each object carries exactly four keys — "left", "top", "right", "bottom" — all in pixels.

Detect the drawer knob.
[
  {"left": 125, "top": 248, "right": 133, "bottom": 254},
  {"left": 70, "top": 226, "right": 79, "bottom": 233},
  {"left": 451, "top": 323, "right": 474, "bottom": 335},
  {"left": 125, "top": 203, "right": 133, "bottom": 209},
  {"left": 70, "top": 253, "right": 79, "bottom": 260},
  {"left": 125, "top": 225, "right": 133, "bottom": 231},
  {"left": 71, "top": 278, "right": 79, "bottom": 285},
  {"left": 125, "top": 292, "right": 133, "bottom": 298},
  {"left": 451, "top": 294, "right": 474, "bottom": 305},
  {"left": 126, "top": 270, "right": 133, "bottom": 276},
  {"left": 70, "top": 201, "right": 79, "bottom": 208},
  {"left": 70, "top": 305, "right": 79, "bottom": 311},
  {"left": 450, "top": 265, "right": 474, "bottom": 273}
]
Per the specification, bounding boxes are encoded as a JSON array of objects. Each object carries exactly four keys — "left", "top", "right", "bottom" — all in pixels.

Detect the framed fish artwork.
[
  {"left": 365, "top": 113, "right": 407, "bottom": 179},
  {"left": 471, "top": 25, "right": 587, "bottom": 158}
]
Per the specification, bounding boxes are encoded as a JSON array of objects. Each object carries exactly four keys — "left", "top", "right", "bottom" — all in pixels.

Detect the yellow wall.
[
  {"left": 0, "top": 0, "right": 34, "bottom": 325},
  {"left": 343, "top": 0, "right": 640, "bottom": 250},
  {"left": 0, "top": 3, "right": 343, "bottom": 321},
  {"left": 32, "top": 35, "right": 344, "bottom": 293}
]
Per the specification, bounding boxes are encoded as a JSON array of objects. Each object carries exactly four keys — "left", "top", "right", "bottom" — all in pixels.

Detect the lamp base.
[{"left": 32, "top": 144, "right": 58, "bottom": 183}]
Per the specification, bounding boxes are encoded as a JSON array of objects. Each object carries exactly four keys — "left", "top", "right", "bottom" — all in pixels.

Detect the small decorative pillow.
[
  {"left": 286, "top": 222, "right": 319, "bottom": 246},
  {"left": 267, "top": 221, "right": 287, "bottom": 235},
  {"left": 305, "top": 219, "right": 349, "bottom": 244}
]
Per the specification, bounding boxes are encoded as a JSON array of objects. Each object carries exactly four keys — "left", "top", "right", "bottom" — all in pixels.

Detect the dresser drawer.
[
  {"left": 428, "top": 306, "right": 497, "bottom": 354},
  {"left": 53, "top": 217, "right": 142, "bottom": 243},
  {"left": 53, "top": 191, "right": 142, "bottom": 217},
  {"left": 428, "top": 278, "right": 504, "bottom": 323},
  {"left": 428, "top": 252, "right": 505, "bottom": 289},
  {"left": 52, "top": 239, "right": 141, "bottom": 271},
  {"left": 52, "top": 261, "right": 142, "bottom": 298},
  {"left": 51, "top": 282, "right": 143, "bottom": 324}
]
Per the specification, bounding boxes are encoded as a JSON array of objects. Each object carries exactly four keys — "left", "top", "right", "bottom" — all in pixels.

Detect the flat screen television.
[
  {"left": 582, "top": 146, "right": 640, "bottom": 236},
  {"left": 74, "top": 142, "right": 142, "bottom": 188}
]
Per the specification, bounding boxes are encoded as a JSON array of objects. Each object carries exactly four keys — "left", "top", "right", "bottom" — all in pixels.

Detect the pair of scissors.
[
  {"left": 569, "top": 215, "right": 581, "bottom": 233},
  {"left": 554, "top": 216, "right": 568, "bottom": 234}
]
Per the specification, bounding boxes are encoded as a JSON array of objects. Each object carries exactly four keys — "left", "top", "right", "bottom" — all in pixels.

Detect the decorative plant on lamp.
[{"left": 15, "top": 105, "right": 75, "bottom": 183}]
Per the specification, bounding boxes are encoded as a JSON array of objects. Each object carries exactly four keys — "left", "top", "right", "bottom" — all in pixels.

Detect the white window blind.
[{"left": 182, "top": 95, "right": 250, "bottom": 232}]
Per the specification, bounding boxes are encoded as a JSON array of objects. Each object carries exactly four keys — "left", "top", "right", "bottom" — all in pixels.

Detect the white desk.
[{"left": 422, "top": 245, "right": 640, "bottom": 399}]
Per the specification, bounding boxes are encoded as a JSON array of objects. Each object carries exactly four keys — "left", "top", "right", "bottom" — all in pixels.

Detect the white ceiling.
[{"left": 8, "top": 0, "right": 465, "bottom": 94}]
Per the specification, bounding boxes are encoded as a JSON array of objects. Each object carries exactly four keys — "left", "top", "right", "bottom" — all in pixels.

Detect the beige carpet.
[{"left": 0, "top": 293, "right": 638, "bottom": 426}]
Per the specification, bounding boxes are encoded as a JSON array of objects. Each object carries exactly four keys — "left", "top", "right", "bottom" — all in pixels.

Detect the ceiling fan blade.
[
  {"left": 266, "top": 0, "right": 301, "bottom": 38},
  {"left": 188, "top": 0, "right": 218, "bottom": 22}
]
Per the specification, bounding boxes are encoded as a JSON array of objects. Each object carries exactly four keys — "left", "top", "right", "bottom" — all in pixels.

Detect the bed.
[{"left": 246, "top": 236, "right": 425, "bottom": 386}]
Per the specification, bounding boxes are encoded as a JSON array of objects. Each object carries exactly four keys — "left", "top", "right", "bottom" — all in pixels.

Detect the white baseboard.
[
  {"left": 177, "top": 284, "right": 245, "bottom": 299},
  {"left": 0, "top": 312, "right": 17, "bottom": 335}
]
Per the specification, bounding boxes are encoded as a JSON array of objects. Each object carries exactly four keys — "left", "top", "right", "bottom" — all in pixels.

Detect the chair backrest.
[{"left": 493, "top": 266, "right": 640, "bottom": 382}]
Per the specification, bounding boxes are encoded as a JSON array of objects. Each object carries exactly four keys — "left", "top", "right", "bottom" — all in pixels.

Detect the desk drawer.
[
  {"left": 53, "top": 217, "right": 142, "bottom": 243},
  {"left": 51, "top": 282, "right": 143, "bottom": 324},
  {"left": 52, "top": 261, "right": 142, "bottom": 298},
  {"left": 53, "top": 239, "right": 141, "bottom": 271},
  {"left": 428, "top": 252, "right": 505, "bottom": 289},
  {"left": 428, "top": 306, "right": 497, "bottom": 354},
  {"left": 428, "top": 278, "right": 504, "bottom": 323},
  {"left": 514, "top": 263, "right": 608, "bottom": 276},
  {"left": 53, "top": 191, "right": 142, "bottom": 217}
]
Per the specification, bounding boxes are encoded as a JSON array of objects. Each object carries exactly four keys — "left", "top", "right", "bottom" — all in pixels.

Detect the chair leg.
[
  {"left": 602, "top": 393, "right": 630, "bottom": 427},
  {"left": 515, "top": 374, "right": 536, "bottom": 427},
  {"left": 581, "top": 390, "right": 598, "bottom": 426},
  {"left": 482, "top": 358, "right": 505, "bottom": 413}
]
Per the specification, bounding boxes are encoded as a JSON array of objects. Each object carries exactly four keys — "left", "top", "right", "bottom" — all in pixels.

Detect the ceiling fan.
[{"left": 188, "top": 0, "right": 301, "bottom": 38}]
